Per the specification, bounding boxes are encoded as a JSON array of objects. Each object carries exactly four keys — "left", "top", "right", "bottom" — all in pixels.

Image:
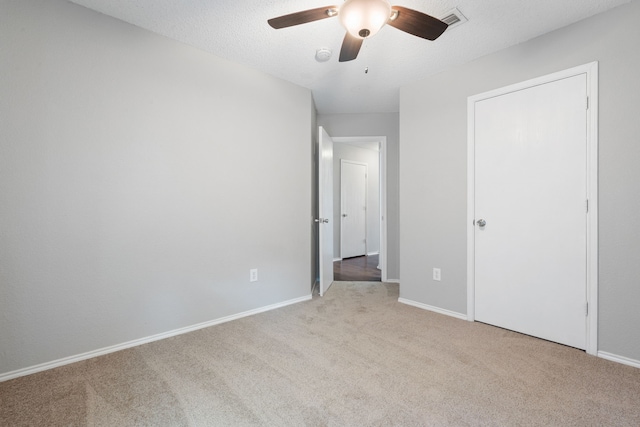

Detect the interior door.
[
  {"left": 474, "top": 74, "right": 587, "bottom": 349},
  {"left": 318, "top": 127, "right": 334, "bottom": 296},
  {"left": 341, "top": 160, "right": 367, "bottom": 259}
]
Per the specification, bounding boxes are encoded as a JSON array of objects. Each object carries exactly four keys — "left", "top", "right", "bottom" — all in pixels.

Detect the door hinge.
[
  {"left": 586, "top": 96, "right": 589, "bottom": 110},
  {"left": 586, "top": 199, "right": 589, "bottom": 213},
  {"left": 585, "top": 302, "right": 589, "bottom": 316}
]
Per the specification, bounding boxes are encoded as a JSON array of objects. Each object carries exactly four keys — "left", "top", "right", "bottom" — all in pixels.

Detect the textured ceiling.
[{"left": 69, "top": 0, "right": 630, "bottom": 114}]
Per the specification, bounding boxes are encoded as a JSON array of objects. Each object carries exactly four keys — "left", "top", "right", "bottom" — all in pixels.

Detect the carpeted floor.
[{"left": 1, "top": 281, "right": 639, "bottom": 426}]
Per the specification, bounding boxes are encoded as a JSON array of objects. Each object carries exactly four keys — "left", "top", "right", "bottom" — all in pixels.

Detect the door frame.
[
  {"left": 333, "top": 136, "right": 388, "bottom": 282},
  {"left": 466, "top": 62, "right": 599, "bottom": 355},
  {"left": 340, "top": 159, "right": 369, "bottom": 259}
]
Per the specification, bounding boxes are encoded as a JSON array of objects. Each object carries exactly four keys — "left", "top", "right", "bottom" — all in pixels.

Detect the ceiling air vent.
[{"left": 440, "top": 7, "right": 468, "bottom": 29}]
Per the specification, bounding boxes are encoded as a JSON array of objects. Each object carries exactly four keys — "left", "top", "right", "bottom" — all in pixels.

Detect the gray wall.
[
  {"left": 400, "top": 1, "right": 640, "bottom": 361},
  {"left": 332, "top": 143, "right": 380, "bottom": 258},
  {"left": 0, "top": 0, "right": 313, "bottom": 376},
  {"left": 317, "top": 113, "right": 400, "bottom": 281}
]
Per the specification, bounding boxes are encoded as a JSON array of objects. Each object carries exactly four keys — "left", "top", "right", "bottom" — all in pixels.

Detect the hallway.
[{"left": 333, "top": 254, "right": 381, "bottom": 282}]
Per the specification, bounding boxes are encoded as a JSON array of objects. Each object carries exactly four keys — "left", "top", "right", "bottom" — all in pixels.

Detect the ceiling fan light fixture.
[
  {"left": 268, "top": 1, "right": 448, "bottom": 62},
  {"left": 339, "top": 0, "right": 391, "bottom": 39}
]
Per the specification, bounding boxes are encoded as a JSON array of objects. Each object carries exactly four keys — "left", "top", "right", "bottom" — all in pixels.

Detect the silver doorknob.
[
  {"left": 342, "top": 214, "right": 347, "bottom": 217},
  {"left": 477, "top": 219, "right": 486, "bottom": 227},
  {"left": 323, "top": 218, "right": 329, "bottom": 223}
]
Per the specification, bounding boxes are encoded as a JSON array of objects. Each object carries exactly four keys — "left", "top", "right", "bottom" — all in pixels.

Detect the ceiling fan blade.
[
  {"left": 268, "top": 6, "right": 338, "bottom": 29},
  {"left": 339, "top": 32, "right": 364, "bottom": 62},
  {"left": 387, "top": 6, "right": 448, "bottom": 40}
]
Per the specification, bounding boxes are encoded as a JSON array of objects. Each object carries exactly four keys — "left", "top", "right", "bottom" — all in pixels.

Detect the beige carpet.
[{"left": 1, "top": 281, "right": 639, "bottom": 426}]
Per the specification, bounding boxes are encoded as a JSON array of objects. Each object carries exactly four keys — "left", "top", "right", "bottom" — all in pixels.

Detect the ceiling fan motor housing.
[{"left": 339, "top": 0, "right": 392, "bottom": 39}]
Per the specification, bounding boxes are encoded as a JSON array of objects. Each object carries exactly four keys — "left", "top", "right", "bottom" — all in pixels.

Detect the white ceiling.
[{"left": 68, "top": 0, "right": 630, "bottom": 114}]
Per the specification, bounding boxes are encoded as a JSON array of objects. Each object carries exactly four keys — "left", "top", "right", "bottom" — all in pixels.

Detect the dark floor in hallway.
[{"left": 334, "top": 254, "right": 381, "bottom": 282}]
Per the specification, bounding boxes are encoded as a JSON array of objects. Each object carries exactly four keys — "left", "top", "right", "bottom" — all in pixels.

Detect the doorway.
[
  {"left": 467, "top": 63, "right": 599, "bottom": 354},
  {"left": 330, "top": 136, "right": 387, "bottom": 283}
]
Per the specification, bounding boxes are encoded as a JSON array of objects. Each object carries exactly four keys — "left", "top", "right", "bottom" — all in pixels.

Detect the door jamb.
[
  {"left": 466, "top": 62, "right": 599, "bottom": 355},
  {"left": 333, "top": 136, "right": 388, "bottom": 282}
]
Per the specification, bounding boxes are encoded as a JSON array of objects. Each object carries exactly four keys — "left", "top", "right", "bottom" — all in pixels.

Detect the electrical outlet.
[
  {"left": 250, "top": 269, "right": 258, "bottom": 282},
  {"left": 433, "top": 268, "right": 441, "bottom": 281}
]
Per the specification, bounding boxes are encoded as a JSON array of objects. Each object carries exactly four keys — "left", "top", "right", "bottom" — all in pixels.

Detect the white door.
[
  {"left": 318, "top": 127, "right": 334, "bottom": 296},
  {"left": 473, "top": 74, "right": 587, "bottom": 349},
  {"left": 341, "top": 160, "right": 367, "bottom": 259}
]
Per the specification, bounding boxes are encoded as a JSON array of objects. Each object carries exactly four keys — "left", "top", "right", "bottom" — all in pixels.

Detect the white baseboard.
[
  {"left": 0, "top": 294, "right": 312, "bottom": 383},
  {"left": 598, "top": 351, "right": 640, "bottom": 369},
  {"left": 398, "top": 298, "right": 467, "bottom": 321},
  {"left": 333, "top": 257, "right": 342, "bottom": 262},
  {"left": 385, "top": 279, "right": 400, "bottom": 284}
]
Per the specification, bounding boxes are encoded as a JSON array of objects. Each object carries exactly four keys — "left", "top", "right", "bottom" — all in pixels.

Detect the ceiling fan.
[{"left": 268, "top": 0, "right": 448, "bottom": 62}]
